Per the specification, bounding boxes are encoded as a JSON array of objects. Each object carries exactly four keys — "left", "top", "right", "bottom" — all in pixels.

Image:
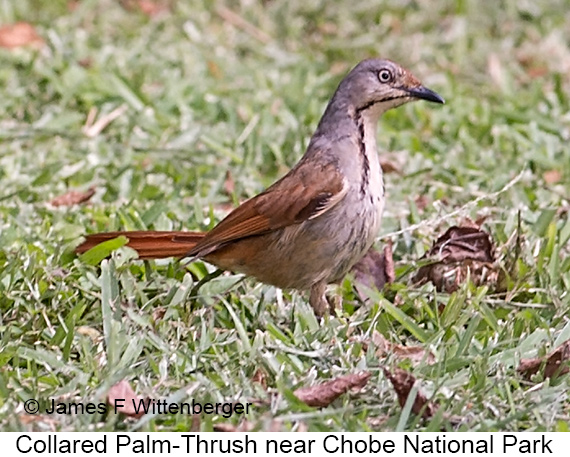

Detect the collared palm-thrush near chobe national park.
[{"left": 75, "top": 59, "right": 445, "bottom": 316}]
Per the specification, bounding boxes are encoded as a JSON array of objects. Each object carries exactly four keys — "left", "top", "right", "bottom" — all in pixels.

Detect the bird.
[{"left": 75, "top": 58, "right": 444, "bottom": 316}]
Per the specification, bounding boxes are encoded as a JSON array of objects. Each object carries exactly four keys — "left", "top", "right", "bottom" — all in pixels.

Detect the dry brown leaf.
[
  {"left": 294, "top": 372, "right": 371, "bottom": 408},
  {"left": 351, "top": 242, "right": 395, "bottom": 300},
  {"left": 50, "top": 187, "right": 95, "bottom": 207},
  {"left": 383, "top": 367, "right": 437, "bottom": 419},
  {"left": 543, "top": 169, "right": 562, "bottom": 184},
  {"left": 0, "top": 22, "right": 44, "bottom": 49},
  {"left": 518, "top": 340, "right": 570, "bottom": 380},
  {"left": 107, "top": 380, "right": 148, "bottom": 418},
  {"left": 413, "top": 225, "right": 498, "bottom": 293},
  {"left": 373, "top": 331, "right": 435, "bottom": 366}
]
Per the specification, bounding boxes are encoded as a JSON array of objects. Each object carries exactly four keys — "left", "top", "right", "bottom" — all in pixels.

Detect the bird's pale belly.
[{"left": 206, "top": 191, "right": 384, "bottom": 290}]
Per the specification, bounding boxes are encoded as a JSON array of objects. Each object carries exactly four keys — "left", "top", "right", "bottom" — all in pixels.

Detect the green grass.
[{"left": 1, "top": 0, "right": 569, "bottom": 431}]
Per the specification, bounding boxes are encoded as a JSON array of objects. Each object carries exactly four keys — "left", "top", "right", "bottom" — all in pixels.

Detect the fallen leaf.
[
  {"left": 373, "top": 331, "right": 435, "bottom": 366},
  {"left": 107, "top": 380, "right": 148, "bottom": 418},
  {"left": 517, "top": 340, "right": 570, "bottom": 380},
  {"left": 0, "top": 22, "right": 44, "bottom": 49},
  {"left": 543, "top": 169, "right": 562, "bottom": 184},
  {"left": 50, "top": 187, "right": 96, "bottom": 207},
  {"left": 383, "top": 368, "right": 437, "bottom": 419},
  {"left": 351, "top": 242, "right": 395, "bottom": 299},
  {"left": 413, "top": 225, "right": 498, "bottom": 293},
  {"left": 294, "top": 372, "right": 371, "bottom": 408}
]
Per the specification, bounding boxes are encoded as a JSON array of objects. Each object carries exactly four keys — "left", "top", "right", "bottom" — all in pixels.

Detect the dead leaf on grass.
[
  {"left": 413, "top": 225, "right": 498, "bottom": 293},
  {"left": 50, "top": 187, "right": 95, "bottom": 207},
  {"left": 294, "top": 372, "right": 371, "bottom": 408},
  {"left": 107, "top": 380, "right": 149, "bottom": 418},
  {"left": 543, "top": 169, "right": 562, "bottom": 184},
  {"left": 351, "top": 242, "right": 395, "bottom": 299},
  {"left": 0, "top": 22, "right": 44, "bottom": 49},
  {"left": 383, "top": 367, "right": 437, "bottom": 419},
  {"left": 373, "top": 331, "right": 435, "bottom": 366},
  {"left": 518, "top": 340, "right": 570, "bottom": 380}
]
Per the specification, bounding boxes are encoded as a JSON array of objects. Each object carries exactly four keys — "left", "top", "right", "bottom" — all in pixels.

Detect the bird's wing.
[{"left": 189, "top": 159, "right": 348, "bottom": 257}]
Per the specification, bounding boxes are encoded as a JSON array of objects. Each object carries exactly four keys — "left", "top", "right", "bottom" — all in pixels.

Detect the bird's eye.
[{"left": 378, "top": 69, "right": 393, "bottom": 83}]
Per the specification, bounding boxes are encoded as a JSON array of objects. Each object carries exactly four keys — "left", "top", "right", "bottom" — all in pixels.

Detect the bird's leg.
[
  {"left": 326, "top": 287, "right": 342, "bottom": 314},
  {"left": 309, "top": 281, "right": 329, "bottom": 317},
  {"left": 189, "top": 268, "right": 224, "bottom": 300}
]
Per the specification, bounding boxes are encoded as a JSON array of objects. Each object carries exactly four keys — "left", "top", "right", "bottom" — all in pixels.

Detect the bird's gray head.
[{"left": 335, "top": 58, "right": 444, "bottom": 116}]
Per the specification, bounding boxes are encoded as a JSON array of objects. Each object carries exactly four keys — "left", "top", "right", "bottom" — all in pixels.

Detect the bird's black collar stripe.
[{"left": 356, "top": 95, "right": 404, "bottom": 114}]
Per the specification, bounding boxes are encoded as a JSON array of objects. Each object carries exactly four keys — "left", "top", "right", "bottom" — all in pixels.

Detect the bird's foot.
[{"left": 309, "top": 282, "right": 341, "bottom": 317}]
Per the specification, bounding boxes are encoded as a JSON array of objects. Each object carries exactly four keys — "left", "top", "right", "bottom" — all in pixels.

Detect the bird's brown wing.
[{"left": 188, "top": 160, "right": 347, "bottom": 257}]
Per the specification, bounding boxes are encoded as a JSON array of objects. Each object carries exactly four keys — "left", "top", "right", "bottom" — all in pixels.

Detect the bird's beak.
[{"left": 405, "top": 85, "right": 445, "bottom": 104}]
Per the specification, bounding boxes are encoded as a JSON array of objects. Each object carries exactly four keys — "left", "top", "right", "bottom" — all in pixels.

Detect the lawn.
[{"left": 0, "top": 0, "right": 569, "bottom": 432}]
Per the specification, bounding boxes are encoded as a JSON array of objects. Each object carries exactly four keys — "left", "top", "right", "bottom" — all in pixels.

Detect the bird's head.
[{"left": 338, "top": 58, "right": 444, "bottom": 115}]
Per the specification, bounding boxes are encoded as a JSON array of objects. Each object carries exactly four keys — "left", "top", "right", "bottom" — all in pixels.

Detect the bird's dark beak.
[{"left": 406, "top": 85, "right": 445, "bottom": 104}]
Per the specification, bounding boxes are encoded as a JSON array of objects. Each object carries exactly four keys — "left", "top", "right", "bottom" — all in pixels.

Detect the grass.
[{"left": 0, "top": 0, "right": 569, "bottom": 432}]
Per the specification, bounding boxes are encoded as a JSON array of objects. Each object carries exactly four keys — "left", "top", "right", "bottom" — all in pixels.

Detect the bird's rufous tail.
[{"left": 75, "top": 231, "right": 205, "bottom": 259}]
